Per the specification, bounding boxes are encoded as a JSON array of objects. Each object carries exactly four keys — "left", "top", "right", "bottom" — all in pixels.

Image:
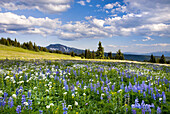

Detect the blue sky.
[{"left": 0, "top": 0, "right": 170, "bottom": 53}]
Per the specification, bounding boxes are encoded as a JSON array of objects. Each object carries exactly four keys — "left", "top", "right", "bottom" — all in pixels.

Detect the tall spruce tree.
[
  {"left": 159, "top": 54, "right": 166, "bottom": 63},
  {"left": 14, "top": 38, "right": 17, "bottom": 47},
  {"left": 108, "top": 52, "right": 112, "bottom": 59},
  {"left": 33, "top": 42, "right": 39, "bottom": 52},
  {"left": 96, "top": 41, "right": 104, "bottom": 59},
  {"left": 115, "top": 49, "right": 124, "bottom": 60},
  {"left": 150, "top": 54, "right": 156, "bottom": 63},
  {"left": 28, "top": 41, "right": 34, "bottom": 50},
  {"left": 92, "top": 50, "right": 95, "bottom": 59}
]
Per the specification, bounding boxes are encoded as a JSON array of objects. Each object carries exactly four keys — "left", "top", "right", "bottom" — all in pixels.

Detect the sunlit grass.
[{"left": 0, "top": 44, "right": 81, "bottom": 60}]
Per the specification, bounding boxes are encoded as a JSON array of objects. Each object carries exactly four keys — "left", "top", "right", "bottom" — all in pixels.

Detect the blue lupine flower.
[
  {"left": 16, "top": 105, "right": 21, "bottom": 114},
  {"left": 153, "top": 94, "right": 156, "bottom": 100},
  {"left": 28, "top": 91, "right": 31, "bottom": 98},
  {"left": 134, "top": 77, "right": 136, "bottom": 83},
  {"left": 28, "top": 99, "right": 32, "bottom": 110},
  {"left": 132, "top": 109, "right": 136, "bottom": 114},
  {"left": 157, "top": 107, "right": 161, "bottom": 114},
  {"left": 162, "top": 91, "right": 166, "bottom": 103},
  {"left": 39, "top": 110, "right": 43, "bottom": 114},
  {"left": 4, "top": 92, "right": 8, "bottom": 100},
  {"left": 111, "top": 84, "right": 115, "bottom": 91},
  {"left": 120, "top": 83, "right": 124, "bottom": 90},
  {"left": 125, "top": 86, "right": 128, "bottom": 92},
  {"left": 97, "top": 90, "right": 99, "bottom": 94},
  {"left": 8, "top": 97, "right": 14, "bottom": 108},
  {"left": 21, "top": 95, "right": 26, "bottom": 105},
  {"left": 63, "top": 107, "right": 68, "bottom": 114},
  {"left": 143, "top": 92, "right": 146, "bottom": 98},
  {"left": 0, "top": 97, "right": 6, "bottom": 107},
  {"left": 142, "top": 109, "right": 145, "bottom": 114}
]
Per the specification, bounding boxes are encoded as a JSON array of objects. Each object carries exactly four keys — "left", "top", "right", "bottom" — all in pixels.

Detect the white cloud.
[
  {"left": 77, "top": 1, "right": 86, "bottom": 6},
  {"left": 92, "top": 19, "right": 105, "bottom": 27},
  {"left": 107, "top": 45, "right": 128, "bottom": 48},
  {"left": 136, "top": 43, "right": 170, "bottom": 47},
  {"left": 104, "top": 3, "right": 114, "bottom": 9},
  {"left": 86, "top": 0, "right": 91, "bottom": 3},
  {"left": 142, "top": 36, "right": 154, "bottom": 41},
  {"left": 0, "top": 0, "right": 72, "bottom": 13},
  {"left": 96, "top": 4, "right": 101, "bottom": 8}
]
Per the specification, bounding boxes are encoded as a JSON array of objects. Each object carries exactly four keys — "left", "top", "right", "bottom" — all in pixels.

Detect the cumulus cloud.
[
  {"left": 104, "top": 3, "right": 114, "bottom": 9},
  {"left": 77, "top": 1, "right": 86, "bottom": 6},
  {"left": 86, "top": 0, "right": 91, "bottom": 3},
  {"left": 107, "top": 45, "right": 128, "bottom": 48},
  {"left": 136, "top": 43, "right": 170, "bottom": 47},
  {"left": 142, "top": 36, "right": 154, "bottom": 41},
  {"left": 0, "top": 0, "right": 72, "bottom": 13}
]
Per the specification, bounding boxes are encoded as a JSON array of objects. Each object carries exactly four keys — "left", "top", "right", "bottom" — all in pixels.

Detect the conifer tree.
[
  {"left": 92, "top": 50, "right": 95, "bottom": 59},
  {"left": 14, "top": 38, "right": 17, "bottom": 47},
  {"left": 159, "top": 54, "right": 166, "bottom": 64},
  {"left": 71, "top": 51, "right": 75, "bottom": 57},
  {"left": 96, "top": 41, "right": 104, "bottom": 59},
  {"left": 28, "top": 41, "right": 34, "bottom": 50},
  {"left": 108, "top": 52, "right": 112, "bottom": 59},
  {"left": 115, "top": 49, "right": 124, "bottom": 60}
]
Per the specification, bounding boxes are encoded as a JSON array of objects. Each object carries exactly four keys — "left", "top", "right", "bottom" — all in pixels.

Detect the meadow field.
[{"left": 0, "top": 60, "right": 169, "bottom": 113}]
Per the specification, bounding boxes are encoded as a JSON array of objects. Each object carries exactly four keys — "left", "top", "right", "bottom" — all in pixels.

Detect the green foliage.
[
  {"left": 159, "top": 54, "right": 166, "bottom": 64},
  {"left": 115, "top": 49, "right": 124, "bottom": 60},
  {"left": 150, "top": 54, "right": 156, "bottom": 63},
  {"left": 70, "top": 51, "right": 75, "bottom": 57},
  {"left": 108, "top": 52, "right": 112, "bottom": 59},
  {"left": 96, "top": 41, "right": 104, "bottom": 59}
]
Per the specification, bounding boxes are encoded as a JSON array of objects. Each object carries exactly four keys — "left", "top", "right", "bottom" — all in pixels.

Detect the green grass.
[
  {"left": 0, "top": 44, "right": 169, "bottom": 66},
  {"left": 0, "top": 44, "right": 81, "bottom": 60}
]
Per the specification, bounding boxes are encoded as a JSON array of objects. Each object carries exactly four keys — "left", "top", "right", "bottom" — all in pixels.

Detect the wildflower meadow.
[{"left": 0, "top": 60, "right": 169, "bottom": 113}]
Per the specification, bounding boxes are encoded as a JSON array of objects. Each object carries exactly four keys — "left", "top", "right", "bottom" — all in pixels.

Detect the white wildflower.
[
  {"left": 12, "top": 94, "right": 17, "bottom": 98},
  {"left": 75, "top": 101, "right": 78, "bottom": 106},
  {"left": 46, "top": 105, "right": 50, "bottom": 109},
  {"left": 24, "top": 102, "right": 28, "bottom": 106}
]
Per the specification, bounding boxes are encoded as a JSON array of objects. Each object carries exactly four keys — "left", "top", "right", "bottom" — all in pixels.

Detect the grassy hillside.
[{"left": 0, "top": 44, "right": 81, "bottom": 60}]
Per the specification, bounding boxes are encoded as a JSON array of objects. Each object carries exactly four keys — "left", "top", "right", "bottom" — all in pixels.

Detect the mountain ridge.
[{"left": 46, "top": 43, "right": 170, "bottom": 61}]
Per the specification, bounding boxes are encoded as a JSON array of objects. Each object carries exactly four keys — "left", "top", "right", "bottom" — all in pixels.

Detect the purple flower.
[
  {"left": 39, "top": 110, "right": 43, "bottom": 114},
  {"left": 0, "top": 97, "right": 6, "bottom": 107},
  {"left": 111, "top": 84, "right": 115, "bottom": 91},
  {"left": 142, "top": 109, "right": 145, "bottom": 114},
  {"left": 153, "top": 94, "right": 156, "bottom": 100},
  {"left": 21, "top": 95, "right": 26, "bottom": 105},
  {"left": 16, "top": 105, "right": 21, "bottom": 114},
  {"left": 8, "top": 97, "right": 14, "bottom": 108},
  {"left": 28, "top": 100, "right": 32, "bottom": 110},
  {"left": 125, "top": 86, "right": 128, "bottom": 92},
  {"left": 157, "top": 106, "right": 161, "bottom": 114},
  {"left": 97, "top": 90, "right": 99, "bottom": 94},
  {"left": 28, "top": 91, "right": 31, "bottom": 98},
  {"left": 4, "top": 92, "right": 8, "bottom": 100},
  {"left": 132, "top": 109, "right": 136, "bottom": 114}
]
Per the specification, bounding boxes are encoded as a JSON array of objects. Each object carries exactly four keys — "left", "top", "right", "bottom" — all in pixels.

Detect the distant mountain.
[
  {"left": 146, "top": 51, "right": 170, "bottom": 57},
  {"left": 46, "top": 44, "right": 170, "bottom": 61},
  {"left": 46, "top": 44, "right": 84, "bottom": 54}
]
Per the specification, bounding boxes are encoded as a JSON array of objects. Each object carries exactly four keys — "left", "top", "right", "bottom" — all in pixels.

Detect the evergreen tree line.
[
  {"left": 149, "top": 54, "right": 169, "bottom": 64},
  {"left": 82, "top": 41, "right": 125, "bottom": 60},
  {"left": 0, "top": 37, "right": 79, "bottom": 57}
]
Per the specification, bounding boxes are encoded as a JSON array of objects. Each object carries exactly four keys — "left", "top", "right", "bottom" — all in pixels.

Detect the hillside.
[
  {"left": 46, "top": 44, "right": 170, "bottom": 61},
  {"left": 46, "top": 44, "right": 84, "bottom": 54},
  {"left": 0, "top": 44, "right": 81, "bottom": 60}
]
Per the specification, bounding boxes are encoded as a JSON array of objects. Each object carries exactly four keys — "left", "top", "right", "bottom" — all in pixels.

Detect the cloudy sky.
[{"left": 0, "top": 0, "right": 170, "bottom": 53}]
